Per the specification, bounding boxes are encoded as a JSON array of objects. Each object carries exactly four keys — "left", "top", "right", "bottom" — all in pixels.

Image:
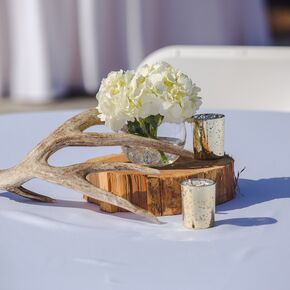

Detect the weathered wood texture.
[
  {"left": 86, "top": 153, "right": 235, "bottom": 216},
  {"left": 0, "top": 108, "right": 200, "bottom": 224}
]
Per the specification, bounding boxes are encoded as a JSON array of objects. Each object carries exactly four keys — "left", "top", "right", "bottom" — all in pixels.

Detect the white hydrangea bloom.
[
  {"left": 96, "top": 70, "right": 138, "bottom": 131},
  {"left": 133, "top": 62, "right": 202, "bottom": 123},
  {"left": 96, "top": 62, "right": 202, "bottom": 131}
]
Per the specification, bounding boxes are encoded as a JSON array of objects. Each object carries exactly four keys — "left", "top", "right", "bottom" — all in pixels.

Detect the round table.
[{"left": 1, "top": 109, "right": 290, "bottom": 290}]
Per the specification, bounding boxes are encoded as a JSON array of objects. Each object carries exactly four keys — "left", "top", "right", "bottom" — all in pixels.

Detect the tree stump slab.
[{"left": 85, "top": 154, "right": 235, "bottom": 216}]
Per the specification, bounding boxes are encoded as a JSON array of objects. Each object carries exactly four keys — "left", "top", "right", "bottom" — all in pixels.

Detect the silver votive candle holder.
[
  {"left": 181, "top": 178, "right": 216, "bottom": 229},
  {"left": 192, "top": 113, "right": 224, "bottom": 160}
]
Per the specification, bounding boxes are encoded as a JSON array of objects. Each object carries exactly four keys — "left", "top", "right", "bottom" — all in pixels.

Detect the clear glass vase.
[{"left": 122, "top": 122, "right": 186, "bottom": 167}]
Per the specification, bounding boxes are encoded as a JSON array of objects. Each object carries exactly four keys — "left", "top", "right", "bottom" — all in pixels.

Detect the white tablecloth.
[{"left": 1, "top": 109, "right": 290, "bottom": 290}]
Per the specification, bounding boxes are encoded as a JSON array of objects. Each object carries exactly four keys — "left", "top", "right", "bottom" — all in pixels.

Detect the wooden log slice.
[{"left": 85, "top": 154, "right": 235, "bottom": 216}]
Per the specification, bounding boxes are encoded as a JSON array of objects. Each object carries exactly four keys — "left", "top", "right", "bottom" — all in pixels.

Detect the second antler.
[{"left": 0, "top": 108, "right": 195, "bottom": 223}]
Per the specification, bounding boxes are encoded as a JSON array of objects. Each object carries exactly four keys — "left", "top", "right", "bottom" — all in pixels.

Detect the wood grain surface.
[{"left": 86, "top": 153, "right": 235, "bottom": 216}]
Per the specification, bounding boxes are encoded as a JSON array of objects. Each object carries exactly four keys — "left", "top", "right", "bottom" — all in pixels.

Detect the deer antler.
[{"left": 0, "top": 108, "right": 195, "bottom": 223}]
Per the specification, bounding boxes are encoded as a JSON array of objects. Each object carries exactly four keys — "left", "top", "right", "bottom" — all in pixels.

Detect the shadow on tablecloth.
[
  {"left": 218, "top": 177, "right": 290, "bottom": 211},
  {"left": 215, "top": 217, "right": 277, "bottom": 227}
]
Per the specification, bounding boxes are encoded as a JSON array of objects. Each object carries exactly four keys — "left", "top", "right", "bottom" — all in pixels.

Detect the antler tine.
[
  {"left": 59, "top": 176, "right": 160, "bottom": 224},
  {"left": 67, "top": 132, "right": 195, "bottom": 160},
  {"left": 29, "top": 162, "right": 160, "bottom": 223},
  {"left": 39, "top": 131, "right": 195, "bottom": 162},
  {"left": 8, "top": 186, "right": 54, "bottom": 202},
  {"left": 55, "top": 108, "right": 103, "bottom": 133},
  {"left": 50, "top": 108, "right": 195, "bottom": 160},
  {"left": 35, "top": 109, "right": 195, "bottom": 162},
  {"left": 25, "top": 109, "right": 103, "bottom": 162},
  {"left": 63, "top": 162, "right": 160, "bottom": 176}
]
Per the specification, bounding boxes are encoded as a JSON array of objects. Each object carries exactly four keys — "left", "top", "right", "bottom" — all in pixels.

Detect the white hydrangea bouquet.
[{"left": 96, "top": 62, "right": 202, "bottom": 166}]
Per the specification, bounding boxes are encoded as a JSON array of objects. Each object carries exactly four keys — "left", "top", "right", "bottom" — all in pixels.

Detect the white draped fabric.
[
  {"left": 1, "top": 109, "right": 290, "bottom": 290},
  {"left": 0, "top": 0, "right": 270, "bottom": 102}
]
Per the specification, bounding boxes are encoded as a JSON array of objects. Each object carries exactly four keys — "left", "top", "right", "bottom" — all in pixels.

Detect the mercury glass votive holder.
[
  {"left": 181, "top": 178, "right": 216, "bottom": 229},
  {"left": 192, "top": 113, "right": 224, "bottom": 160}
]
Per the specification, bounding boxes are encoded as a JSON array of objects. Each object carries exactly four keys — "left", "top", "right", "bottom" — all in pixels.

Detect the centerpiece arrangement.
[
  {"left": 96, "top": 62, "right": 202, "bottom": 167},
  {"left": 85, "top": 62, "right": 235, "bottom": 217},
  {"left": 0, "top": 61, "right": 235, "bottom": 224}
]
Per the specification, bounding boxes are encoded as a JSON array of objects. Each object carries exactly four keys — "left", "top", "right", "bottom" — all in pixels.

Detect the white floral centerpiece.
[{"left": 96, "top": 62, "right": 202, "bottom": 166}]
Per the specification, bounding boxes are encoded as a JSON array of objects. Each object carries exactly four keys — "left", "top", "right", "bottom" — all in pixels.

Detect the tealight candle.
[
  {"left": 192, "top": 113, "right": 224, "bottom": 160},
  {"left": 181, "top": 178, "right": 216, "bottom": 229}
]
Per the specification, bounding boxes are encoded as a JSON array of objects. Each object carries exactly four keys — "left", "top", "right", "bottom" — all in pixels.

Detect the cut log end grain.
[{"left": 85, "top": 153, "right": 235, "bottom": 216}]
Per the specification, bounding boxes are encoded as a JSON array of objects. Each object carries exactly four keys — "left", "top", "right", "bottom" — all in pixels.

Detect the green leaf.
[{"left": 127, "top": 115, "right": 164, "bottom": 139}]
